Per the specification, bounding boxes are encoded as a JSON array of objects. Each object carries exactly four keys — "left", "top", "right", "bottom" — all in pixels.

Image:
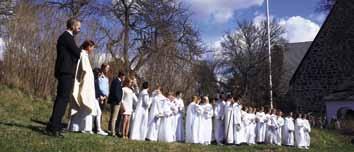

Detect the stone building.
[{"left": 288, "top": 0, "right": 354, "bottom": 114}]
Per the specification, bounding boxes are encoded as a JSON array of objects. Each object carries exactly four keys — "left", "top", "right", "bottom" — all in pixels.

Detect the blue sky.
[
  {"left": 0, "top": 0, "right": 329, "bottom": 60},
  {"left": 182, "top": 0, "right": 329, "bottom": 48}
]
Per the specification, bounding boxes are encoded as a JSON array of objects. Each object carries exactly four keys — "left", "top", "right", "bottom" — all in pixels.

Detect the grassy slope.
[{"left": 0, "top": 85, "right": 353, "bottom": 152}]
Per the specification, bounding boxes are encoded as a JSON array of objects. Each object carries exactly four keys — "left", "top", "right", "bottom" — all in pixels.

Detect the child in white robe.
[
  {"left": 267, "top": 109, "right": 278, "bottom": 145},
  {"left": 69, "top": 40, "right": 97, "bottom": 134},
  {"left": 214, "top": 97, "right": 226, "bottom": 145},
  {"left": 174, "top": 92, "right": 185, "bottom": 142},
  {"left": 233, "top": 99, "right": 244, "bottom": 145},
  {"left": 200, "top": 96, "right": 213, "bottom": 145},
  {"left": 303, "top": 114, "right": 311, "bottom": 149},
  {"left": 275, "top": 110, "right": 284, "bottom": 146},
  {"left": 224, "top": 96, "right": 234, "bottom": 144},
  {"left": 245, "top": 107, "right": 256, "bottom": 145},
  {"left": 295, "top": 113, "right": 306, "bottom": 149},
  {"left": 130, "top": 82, "right": 151, "bottom": 141},
  {"left": 146, "top": 88, "right": 164, "bottom": 141},
  {"left": 158, "top": 97, "right": 175, "bottom": 142},
  {"left": 191, "top": 97, "right": 203, "bottom": 144},
  {"left": 282, "top": 112, "right": 295, "bottom": 146},
  {"left": 185, "top": 96, "right": 198, "bottom": 143},
  {"left": 255, "top": 107, "right": 266, "bottom": 143}
]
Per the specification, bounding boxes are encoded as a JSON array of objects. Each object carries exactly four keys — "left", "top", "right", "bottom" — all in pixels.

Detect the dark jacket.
[
  {"left": 108, "top": 77, "right": 123, "bottom": 105},
  {"left": 94, "top": 78, "right": 104, "bottom": 99},
  {"left": 54, "top": 31, "right": 81, "bottom": 78}
]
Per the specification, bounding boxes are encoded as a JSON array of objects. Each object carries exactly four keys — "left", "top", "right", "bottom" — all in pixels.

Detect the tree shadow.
[{"left": 0, "top": 120, "right": 46, "bottom": 135}]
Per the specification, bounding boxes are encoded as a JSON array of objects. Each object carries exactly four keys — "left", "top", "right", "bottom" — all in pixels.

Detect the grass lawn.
[{"left": 0, "top": 85, "right": 353, "bottom": 152}]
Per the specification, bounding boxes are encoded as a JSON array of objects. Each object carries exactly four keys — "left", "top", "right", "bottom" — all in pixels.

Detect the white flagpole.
[{"left": 266, "top": 0, "right": 274, "bottom": 109}]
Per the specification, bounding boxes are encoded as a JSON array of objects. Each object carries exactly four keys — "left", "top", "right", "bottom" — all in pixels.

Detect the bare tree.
[{"left": 219, "top": 19, "right": 286, "bottom": 106}]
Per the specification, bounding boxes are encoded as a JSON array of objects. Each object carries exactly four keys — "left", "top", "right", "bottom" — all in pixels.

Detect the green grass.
[{"left": 0, "top": 85, "right": 353, "bottom": 152}]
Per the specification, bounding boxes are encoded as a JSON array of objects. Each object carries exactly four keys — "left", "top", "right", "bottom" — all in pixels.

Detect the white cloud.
[
  {"left": 279, "top": 16, "right": 320, "bottom": 43},
  {"left": 185, "top": 0, "right": 264, "bottom": 24},
  {"left": 0, "top": 38, "right": 4, "bottom": 60}
]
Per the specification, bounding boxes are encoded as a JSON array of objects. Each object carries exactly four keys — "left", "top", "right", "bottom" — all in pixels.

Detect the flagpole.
[{"left": 266, "top": 0, "right": 274, "bottom": 109}]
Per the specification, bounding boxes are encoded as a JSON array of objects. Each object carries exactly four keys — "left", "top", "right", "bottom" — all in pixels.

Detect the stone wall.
[{"left": 288, "top": 0, "right": 354, "bottom": 113}]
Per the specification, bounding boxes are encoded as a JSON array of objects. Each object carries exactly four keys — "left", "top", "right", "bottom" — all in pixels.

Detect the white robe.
[
  {"left": 233, "top": 103, "right": 244, "bottom": 144},
  {"left": 214, "top": 100, "right": 225, "bottom": 144},
  {"left": 282, "top": 117, "right": 295, "bottom": 146},
  {"left": 191, "top": 104, "right": 203, "bottom": 144},
  {"left": 130, "top": 89, "right": 151, "bottom": 141},
  {"left": 224, "top": 101, "right": 234, "bottom": 144},
  {"left": 256, "top": 112, "right": 267, "bottom": 143},
  {"left": 264, "top": 114, "right": 271, "bottom": 144},
  {"left": 275, "top": 116, "right": 285, "bottom": 146},
  {"left": 69, "top": 51, "right": 96, "bottom": 132},
  {"left": 244, "top": 113, "right": 255, "bottom": 144},
  {"left": 169, "top": 99, "right": 178, "bottom": 141},
  {"left": 295, "top": 118, "right": 306, "bottom": 148},
  {"left": 267, "top": 114, "right": 278, "bottom": 144},
  {"left": 174, "top": 98, "right": 185, "bottom": 142},
  {"left": 200, "top": 103, "right": 213, "bottom": 145},
  {"left": 249, "top": 113, "right": 257, "bottom": 145},
  {"left": 158, "top": 99, "right": 175, "bottom": 142},
  {"left": 146, "top": 92, "right": 164, "bottom": 141},
  {"left": 303, "top": 119, "right": 311, "bottom": 147},
  {"left": 185, "top": 102, "right": 196, "bottom": 143}
]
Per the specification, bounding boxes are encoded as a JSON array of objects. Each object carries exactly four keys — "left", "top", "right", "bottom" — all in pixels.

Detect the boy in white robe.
[
  {"left": 275, "top": 110, "right": 285, "bottom": 146},
  {"left": 303, "top": 114, "right": 311, "bottom": 149},
  {"left": 214, "top": 95, "right": 226, "bottom": 145},
  {"left": 233, "top": 99, "right": 244, "bottom": 145},
  {"left": 245, "top": 107, "right": 256, "bottom": 145},
  {"left": 267, "top": 109, "right": 278, "bottom": 145},
  {"left": 264, "top": 109, "right": 272, "bottom": 144},
  {"left": 256, "top": 107, "right": 266, "bottom": 143},
  {"left": 295, "top": 113, "right": 306, "bottom": 149},
  {"left": 158, "top": 97, "right": 175, "bottom": 142},
  {"left": 282, "top": 112, "right": 295, "bottom": 146},
  {"left": 69, "top": 41, "right": 97, "bottom": 134},
  {"left": 191, "top": 97, "right": 203, "bottom": 144},
  {"left": 185, "top": 96, "right": 198, "bottom": 143},
  {"left": 130, "top": 82, "right": 151, "bottom": 141},
  {"left": 200, "top": 96, "right": 213, "bottom": 145},
  {"left": 146, "top": 88, "right": 164, "bottom": 141},
  {"left": 224, "top": 96, "right": 234, "bottom": 144},
  {"left": 174, "top": 92, "right": 185, "bottom": 142}
]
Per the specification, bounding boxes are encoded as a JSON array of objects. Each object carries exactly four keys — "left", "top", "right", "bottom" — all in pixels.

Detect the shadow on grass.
[{"left": 0, "top": 120, "right": 46, "bottom": 135}]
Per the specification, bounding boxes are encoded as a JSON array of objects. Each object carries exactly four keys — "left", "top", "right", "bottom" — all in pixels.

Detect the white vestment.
[
  {"left": 146, "top": 92, "right": 165, "bottom": 141},
  {"left": 265, "top": 114, "right": 271, "bottom": 144},
  {"left": 224, "top": 101, "right": 234, "bottom": 144},
  {"left": 295, "top": 118, "right": 306, "bottom": 148},
  {"left": 267, "top": 114, "right": 278, "bottom": 144},
  {"left": 249, "top": 113, "right": 257, "bottom": 145},
  {"left": 185, "top": 102, "right": 196, "bottom": 143},
  {"left": 158, "top": 99, "right": 175, "bottom": 142},
  {"left": 200, "top": 103, "right": 213, "bottom": 145},
  {"left": 275, "top": 116, "right": 285, "bottom": 146},
  {"left": 191, "top": 104, "right": 203, "bottom": 144},
  {"left": 69, "top": 51, "right": 97, "bottom": 132},
  {"left": 174, "top": 98, "right": 185, "bottom": 142},
  {"left": 214, "top": 100, "right": 225, "bottom": 144},
  {"left": 255, "top": 112, "right": 267, "bottom": 143},
  {"left": 282, "top": 117, "right": 295, "bottom": 146},
  {"left": 233, "top": 103, "right": 244, "bottom": 144},
  {"left": 303, "top": 119, "right": 311, "bottom": 147},
  {"left": 130, "top": 89, "right": 151, "bottom": 140}
]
